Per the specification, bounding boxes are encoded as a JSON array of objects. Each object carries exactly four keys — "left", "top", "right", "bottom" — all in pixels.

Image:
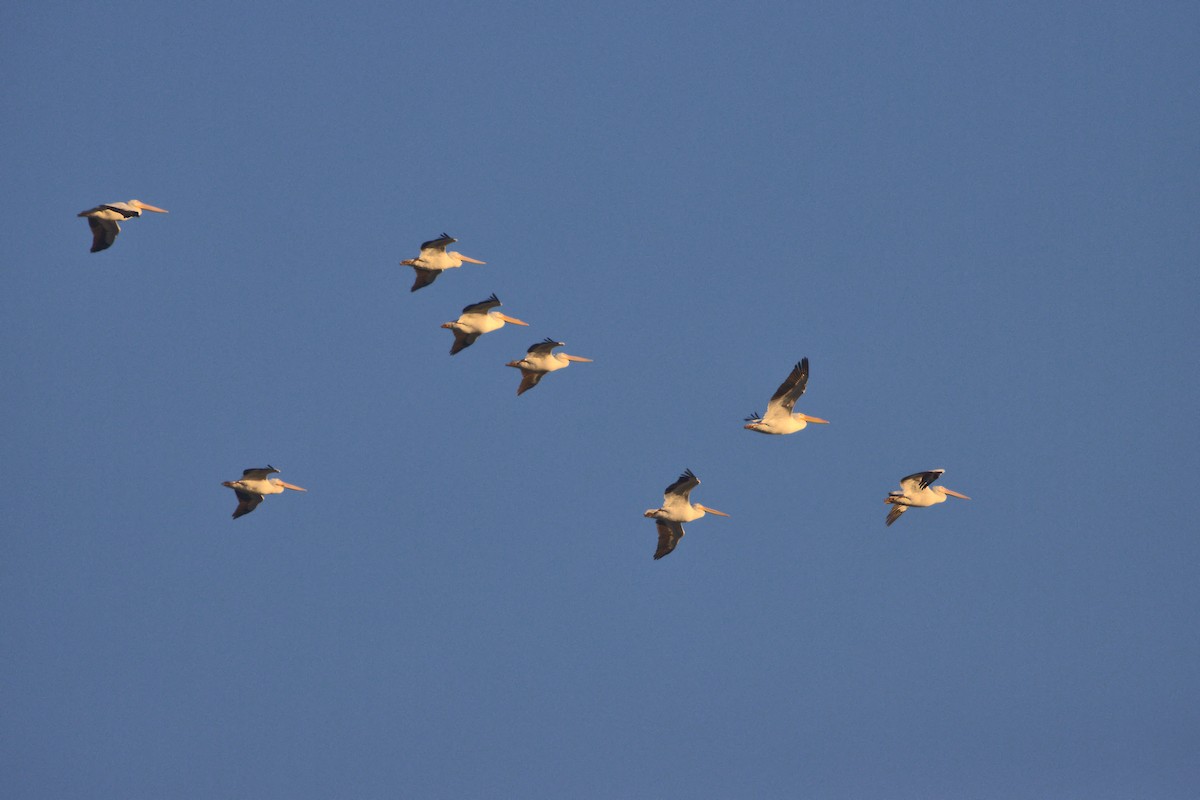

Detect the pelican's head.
[
  {"left": 936, "top": 487, "right": 971, "bottom": 500},
  {"left": 450, "top": 252, "right": 486, "bottom": 265},
  {"left": 399, "top": 258, "right": 418, "bottom": 267},
  {"left": 643, "top": 509, "right": 660, "bottom": 518},
  {"left": 441, "top": 321, "right": 464, "bottom": 331},
  {"left": 505, "top": 359, "right": 526, "bottom": 369},
  {"left": 130, "top": 200, "right": 168, "bottom": 214}
]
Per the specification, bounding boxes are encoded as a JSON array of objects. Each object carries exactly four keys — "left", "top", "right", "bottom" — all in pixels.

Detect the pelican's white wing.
[
  {"left": 515, "top": 369, "right": 543, "bottom": 395},
  {"left": 899, "top": 469, "right": 944, "bottom": 494},
  {"left": 661, "top": 468, "right": 700, "bottom": 512},
  {"left": 231, "top": 489, "right": 264, "bottom": 519},
  {"left": 766, "top": 358, "right": 810, "bottom": 416},
  {"left": 241, "top": 466, "right": 280, "bottom": 480},
  {"left": 449, "top": 328, "right": 479, "bottom": 355},
  {"left": 653, "top": 520, "right": 685, "bottom": 560},
  {"left": 526, "top": 338, "right": 563, "bottom": 357},
  {"left": 410, "top": 267, "right": 440, "bottom": 292},
  {"left": 461, "top": 293, "right": 501, "bottom": 315},
  {"left": 85, "top": 218, "right": 120, "bottom": 252},
  {"left": 418, "top": 233, "right": 455, "bottom": 255}
]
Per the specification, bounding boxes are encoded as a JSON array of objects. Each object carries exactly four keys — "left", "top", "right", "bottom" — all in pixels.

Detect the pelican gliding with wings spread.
[
  {"left": 401, "top": 233, "right": 486, "bottom": 292},
  {"left": 221, "top": 466, "right": 307, "bottom": 519},
  {"left": 643, "top": 468, "right": 730, "bottom": 560},
  {"left": 441, "top": 294, "right": 528, "bottom": 354},
  {"left": 744, "top": 357, "right": 829, "bottom": 434},
  {"left": 77, "top": 199, "right": 168, "bottom": 252},
  {"left": 884, "top": 469, "right": 970, "bottom": 526},
  {"left": 505, "top": 338, "right": 591, "bottom": 395}
]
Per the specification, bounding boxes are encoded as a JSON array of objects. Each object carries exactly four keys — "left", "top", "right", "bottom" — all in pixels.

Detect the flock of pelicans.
[{"left": 78, "top": 200, "right": 972, "bottom": 559}]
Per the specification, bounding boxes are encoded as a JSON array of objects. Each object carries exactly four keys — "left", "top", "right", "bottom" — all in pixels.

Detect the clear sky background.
[{"left": 3, "top": 2, "right": 1198, "bottom": 797}]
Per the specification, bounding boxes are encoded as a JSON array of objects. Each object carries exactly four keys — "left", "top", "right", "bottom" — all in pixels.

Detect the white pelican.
[
  {"left": 744, "top": 357, "right": 829, "bottom": 434},
  {"left": 77, "top": 199, "right": 168, "bottom": 252},
  {"left": 884, "top": 469, "right": 970, "bottom": 526},
  {"left": 400, "top": 233, "right": 486, "bottom": 292},
  {"left": 441, "top": 293, "right": 529, "bottom": 354},
  {"left": 644, "top": 468, "right": 730, "bottom": 560},
  {"left": 505, "top": 338, "right": 591, "bottom": 395},
  {"left": 221, "top": 466, "right": 307, "bottom": 519}
]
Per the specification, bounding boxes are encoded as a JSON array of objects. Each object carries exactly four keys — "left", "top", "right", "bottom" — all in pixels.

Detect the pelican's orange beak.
[
  {"left": 133, "top": 201, "right": 168, "bottom": 213},
  {"left": 458, "top": 255, "right": 486, "bottom": 264},
  {"left": 696, "top": 504, "right": 730, "bottom": 517},
  {"left": 279, "top": 482, "right": 307, "bottom": 492},
  {"left": 941, "top": 488, "right": 970, "bottom": 500},
  {"left": 496, "top": 313, "right": 529, "bottom": 326},
  {"left": 563, "top": 354, "right": 592, "bottom": 362},
  {"left": 800, "top": 414, "right": 830, "bottom": 424}
]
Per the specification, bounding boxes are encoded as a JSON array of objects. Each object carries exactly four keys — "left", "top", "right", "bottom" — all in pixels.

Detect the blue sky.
[{"left": 3, "top": 2, "right": 1198, "bottom": 797}]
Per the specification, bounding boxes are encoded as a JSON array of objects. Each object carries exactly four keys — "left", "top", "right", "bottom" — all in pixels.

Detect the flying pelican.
[
  {"left": 644, "top": 468, "right": 730, "bottom": 560},
  {"left": 77, "top": 199, "right": 168, "bottom": 252},
  {"left": 884, "top": 469, "right": 970, "bottom": 526},
  {"left": 505, "top": 338, "right": 591, "bottom": 395},
  {"left": 744, "top": 357, "right": 829, "bottom": 434},
  {"left": 441, "top": 293, "right": 529, "bottom": 354},
  {"left": 221, "top": 466, "right": 307, "bottom": 519},
  {"left": 400, "top": 233, "right": 486, "bottom": 292}
]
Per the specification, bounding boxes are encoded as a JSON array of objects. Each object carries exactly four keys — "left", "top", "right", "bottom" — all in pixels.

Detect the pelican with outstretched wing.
[
  {"left": 884, "top": 469, "right": 970, "bottom": 526},
  {"left": 77, "top": 199, "right": 168, "bottom": 252},
  {"left": 400, "top": 233, "right": 486, "bottom": 292},
  {"left": 643, "top": 468, "right": 730, "bottom": 560},
  {"left": 744, "top": 357, "right": 829, "bottom": 434},
  {"left": 505, "top": 338, "right": 591, "bottom": 395},
  {"left": 441, "top": 294, "right": 529, "bottom": 354},
  {"left": 221, "top": 466, "right": 307, "bottom": 519}
]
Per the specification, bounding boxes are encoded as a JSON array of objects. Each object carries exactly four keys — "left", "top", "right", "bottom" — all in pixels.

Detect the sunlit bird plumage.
[
  {"left": 643, "top": 468, "right": 730, "bottom": 560},
  {"left": 77, "top": 199, "right": 168, "bottom": 252},
  {"left": 884, "top": 469, "right": 970, "bottom": 526},
  {"left": 401, "top": 233, "right": 486, "bottom": 292},
  {"left": 744, "top": 357, "right": 829, "bottom": 434},
  {"left": 441, "top": 293, "right": 529, "bottom": 354},
  {"left": 221, "top": 466, "right": 307, "bottom": 519},
  {"left": 505, "top": 337, "right": 591, "bottom": 395}
]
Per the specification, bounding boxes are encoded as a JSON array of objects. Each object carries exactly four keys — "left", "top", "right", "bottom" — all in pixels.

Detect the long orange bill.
[
  {"left": 800, "top": 413, "right": 830, "bottom": 424},
  {"left": 496, "top": 313, "right": 529, "bottom": 325},
  {"left": 942, "top": 488, "right": 970, "bottom": 500},
  {"left": 696, "top": 504, "right": 730, "bottom": 517},
  {"left": 458, "top": 255, "right": 486, "bottom": 264},
  {"left": 135, "top": 202, "right": 169, "bottom": 213},
  {"left": 563, "top": 354, "right": 592, "bottom": 362},
  {"left": 279, "top": 482, "right": 307, "bottom": 492}
]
